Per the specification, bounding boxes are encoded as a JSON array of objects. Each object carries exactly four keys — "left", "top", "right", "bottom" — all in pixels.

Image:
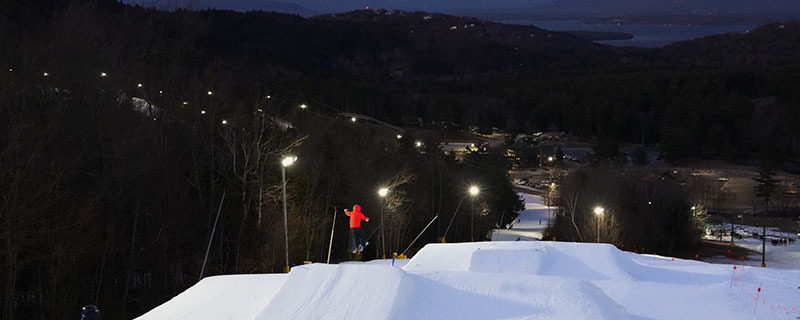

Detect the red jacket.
[{"left": 345, "top": 205, "right": 369, "bottom": 228}]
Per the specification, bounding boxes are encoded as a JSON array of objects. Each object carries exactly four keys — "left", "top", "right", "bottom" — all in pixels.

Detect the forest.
[{"left": 2, "top": 0, "right": 800, "bottom": 318}]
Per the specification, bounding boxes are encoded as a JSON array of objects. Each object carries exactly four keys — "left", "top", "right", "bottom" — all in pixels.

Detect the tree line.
[{"left": 0, "top": 1, "right": 523, "bottom": 318}]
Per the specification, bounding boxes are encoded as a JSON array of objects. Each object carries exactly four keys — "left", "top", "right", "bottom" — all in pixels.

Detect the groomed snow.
[
  {"left": 137, "top": 274, "right": 286, "bottom": 319},
  {"left": 491, "top": 192, "right": 552, "bottom": 241},
  {"left": 138, "top": 241, "right": 800, "bottom": 320}
]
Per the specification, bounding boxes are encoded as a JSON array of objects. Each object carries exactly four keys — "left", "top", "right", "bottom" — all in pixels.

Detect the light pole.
[
  {"left": 378, "top": 187, "right": 389, "bottom": 259},
  {"left": 443, "top": 186, "right": 480, "bottom": 243},
  {"left": 594, "top": 206, "right": 605, "bottom": 243},
  {"left": 469, "top": 186, "right": 479, "bottom": 241},
  {"left": 281, "top": 155, "right": 297, "bottom": 273}
]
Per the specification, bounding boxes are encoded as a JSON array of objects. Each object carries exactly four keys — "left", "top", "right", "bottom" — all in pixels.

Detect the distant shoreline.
[
  {"left": 496, "top": 19, "right": 754, "bottom": 48},
  {"left": 472, "top": 12, "right": 792, "bottom": 26},
  {"left": 565, "top": 30, "right": 633, "bottom": 41}
]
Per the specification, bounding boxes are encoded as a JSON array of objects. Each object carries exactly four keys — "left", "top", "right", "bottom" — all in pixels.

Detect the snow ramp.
[
  {"left": 256, "top": 264, "right": 407, "bottom": 319},
  {"left": 136, "top": 274, "right": 286, "bottom": 320},
  {"left": 404, "top": 241, "right": 647, "bottom": 280},
  {"left": 256, "top": 262, "right": 641, "bottom": 320}
]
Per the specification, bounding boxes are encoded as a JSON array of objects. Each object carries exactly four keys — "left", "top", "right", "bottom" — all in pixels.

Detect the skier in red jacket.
[{"left": 345, "top": 205, "right": 369, "bottom": 253}]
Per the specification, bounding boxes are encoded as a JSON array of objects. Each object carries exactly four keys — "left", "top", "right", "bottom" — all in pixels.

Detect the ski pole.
[
  {"left": 401, "top": 214, "right": 438, "bottom": 257},
  {"left": 200, "top": 190, "right": 226, "bottom": 281},
  {"left": 326, "top": 206, "right": 336, "bottom": 264}
]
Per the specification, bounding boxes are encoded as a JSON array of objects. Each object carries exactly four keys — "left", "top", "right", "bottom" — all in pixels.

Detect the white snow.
[
  {"left": 137, "top": 274, "right": 286, "bottom": 319},
  {"left": 491, "top": 192, "right": 552, "bottom": 241},
  {"left": 138, "top": 241, "right": 800, "bottom": 320}
]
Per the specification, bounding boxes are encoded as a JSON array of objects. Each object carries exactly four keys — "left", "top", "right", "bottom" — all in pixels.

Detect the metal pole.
[
  {"left": 470, "top": 198, "right": 474, "bottom": 242},
  {"left": 326, "top": 206, "right": 337, "bottom": 264},
  {"left": 597, "top": 215, "right": 600, "bottom": 243},
  {"left": 282, "top": 166, "right": 289, "bottom": 273},
  {"left": 442, "top": 196, "right": 467, "bottom": 242},
  {"left": 200, "top": 191, "right": 226, "bottom": 281},
  {"left": 380, "top": 198, "right": 386, "bottom": 259},
  {"left": 761, "top": 225, "right": 766, "bottom": 267},
  {"left": 401, "top": 215, "right": 438, "bottom": 257}
]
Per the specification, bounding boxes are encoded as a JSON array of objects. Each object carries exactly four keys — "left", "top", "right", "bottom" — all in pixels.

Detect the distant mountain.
[
  {"left": 270, "top": 0, "right": 553, "bottom": 15},
  {"left": 197, "top": 0, "right": 316, "bottom": 16},
  {"left": 539, "top": 0, "right": 800, "bottom": 15},
  {"left": 125, "top": 0, "right": 317, "bottom": 16},
  {"left": 531, "top": 0, "right": 800, "bottom": 22}
]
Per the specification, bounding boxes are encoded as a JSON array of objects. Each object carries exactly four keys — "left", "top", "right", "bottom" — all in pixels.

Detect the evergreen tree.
[
  {"left": 590, "top": 138, "right": 620, "bottom": 165},
  {"left": 555, "top": 146, "right": 565, "bottom": 168},
  {"left": 632, "top": 146, "right": 649, "bottom": 166},
  {"left": 753, "top": 161, "right": 778, "bottom": 214}
]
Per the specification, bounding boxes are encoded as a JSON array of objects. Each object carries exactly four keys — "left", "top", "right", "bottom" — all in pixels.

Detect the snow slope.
[
  {"left": 139, "top": 241, "right": 800, "bottom": 320},
  {"left": 492, "top": 192, "right": 551, "bottom": 241},
  {"left": 137, "top": 274, "right": 286, "bottom": 319}
]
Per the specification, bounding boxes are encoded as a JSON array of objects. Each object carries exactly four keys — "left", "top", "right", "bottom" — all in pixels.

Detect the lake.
[{"left": 499, "top": 20, "right": 757, "bottom": 47}]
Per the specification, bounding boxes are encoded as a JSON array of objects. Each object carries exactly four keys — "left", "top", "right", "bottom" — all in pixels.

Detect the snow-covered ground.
[
  {"left": 138, "top": 241, "right": 800, "bottom": 319},
  {"left": 491, "top": 192, "right": 552, "bottom": 241}
]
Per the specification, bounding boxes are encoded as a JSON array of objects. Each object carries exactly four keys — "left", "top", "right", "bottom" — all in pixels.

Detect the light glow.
[
  {"left": 378, "top": 188, "right": 389, "bottom": 197},
  {"left": 594, "top": 207, "right": 605, "bottom": 215},
  {"left": 281, "top": 156, "right": 297, "bottom": 167},
  {"left": 469, "top": 186, "right": 480, "bottom": 196}
]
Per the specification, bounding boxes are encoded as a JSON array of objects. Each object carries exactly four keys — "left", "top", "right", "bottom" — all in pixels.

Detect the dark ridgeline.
[
  {"left": 508, "top": 0, "right": 800, "bottom": 25},
  {"left": 2, "top": 0, "right": 800, "bottom": 319}
]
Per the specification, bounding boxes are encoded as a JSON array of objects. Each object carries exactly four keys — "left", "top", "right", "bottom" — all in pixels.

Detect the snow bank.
[
  {"left": 257, "top": 264, "right": 407, "bottom": 319},
  {"left": 405, "top": 242, "right": 639, "bottom": 280},
  {"left": 137, "top": 274, "right": 286, "bottom": 320},
  {"left": 258, "top": 261, "right": 640, "bottom": 320},
  {"left": 140, "top": 241, "right": 800, "bottom": 320}
]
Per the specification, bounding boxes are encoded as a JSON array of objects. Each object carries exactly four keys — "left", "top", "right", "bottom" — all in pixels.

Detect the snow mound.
[
  {"left": 257, "top": 262, "right": 641, "bottom": 320},
  {"left": 256, "top": 264, "right": 406, "bottom": 319},
  {"left": 405, "top": 242, "right": 641, "bottom": 280},
  {"left": 137, "top": 274, "right": 286, "bottom": 320},
  {"left": 139, "top": 241, "right": 800, "bottom": 320}
]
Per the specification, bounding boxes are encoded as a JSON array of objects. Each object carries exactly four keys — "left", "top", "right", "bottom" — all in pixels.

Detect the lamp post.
[
  {"left": 443, "top": 186, "right": 480, "bottom": 243},
  {"left": 281, "top": 155, "right": 297, "bottom": 273},
  {"left": 594, "top": 206, "right": 605, "bottom": 243},
  {"left": 378, "top": 187, "right": 389, "bottom": 259},
  {"left": 469, "top": 186, "right": 479, "bottom": 241}
]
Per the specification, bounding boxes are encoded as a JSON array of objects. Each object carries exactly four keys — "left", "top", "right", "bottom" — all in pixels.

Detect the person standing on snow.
[{"left": 345, "top": 205, "right": 369, "bottom": 253}]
